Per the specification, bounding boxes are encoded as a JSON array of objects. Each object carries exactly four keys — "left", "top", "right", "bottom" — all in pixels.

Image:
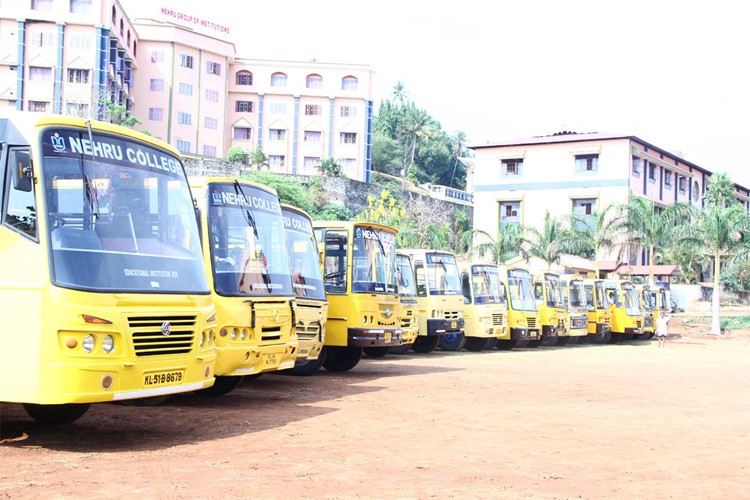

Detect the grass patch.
[{"left": 720, "top": 316, "right": 750, "bottom": 331}]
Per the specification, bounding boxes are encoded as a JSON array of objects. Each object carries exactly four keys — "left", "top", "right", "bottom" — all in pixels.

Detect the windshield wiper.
[{"left": 233, "top": 180, "right": 259, "bottom": 239}]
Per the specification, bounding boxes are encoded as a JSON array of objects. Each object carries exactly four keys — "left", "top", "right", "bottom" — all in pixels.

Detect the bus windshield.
[
  {"left": 472, "top": 265, "right": 504, "bottom": 305},
  {"left": 352, "top": 226, "right": 397, "bottom": 294},
  {"left": 42, "top": 127, "right": 207, "bottom": 293},
  {"left": 425, "top": 253, "right": 461, "bottom": 295},
  {"left": 282, "top": 208, "right": 325, "bottom": 300},
  {"left": 568, "top": 279, "right": 586, "bottom": 309},
  {"left": 507, "top": 269, "right": 537, "bottom": 311},
  {"left": 397, "top": 254, "right": 417, "bottom": 298},
  {"left": 545, "top": 273, "right": 564, "bottom": 308},
  {"left": 594, "top": 281, "right": 607, "bottom": 310},
  {"left": 207, "top": 182, "right": 292, "bottom": 296},
  {"left": 621, "top": 283, "right": 641, "bottom": 315}
]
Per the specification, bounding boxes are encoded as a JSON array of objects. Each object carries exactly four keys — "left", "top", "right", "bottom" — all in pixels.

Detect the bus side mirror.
[{"left": 12, "top": 150, "right": 33, "bottom": 192}]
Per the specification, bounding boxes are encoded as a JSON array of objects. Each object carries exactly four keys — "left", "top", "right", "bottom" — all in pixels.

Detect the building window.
[
  {"left": 341, "top": 76, "right": 358, "bottom": 90},
  {"left": 66, "top": 68, "right": 89, "bottom": 84},
  {"left": 501, "top": 159, "right": 522, "bottom": 176},
  {"left": 304, "top": 156, "right": 320, "bottom": 168},
  {"left": 205, "top": 89, "right": 220, "bottom": 102},
  {"left": 306, "top": 74, "right": 322, "bottom": 89},
  {"left": 149, "top": 79, "right": 165, "bottom": 91},
  {"left": 179, "top": 54, "right": 193, "bottom": 69},
  {"left": 203, "top": 145, "right": 217, "bottom": 157},
  {"left": 29, "top": 67, "right": 52, "bottom": 81},
  {"left": 236, "top": 71, "right": 253, "bottom": 85},
  {"left": 269, "top": 129, "right": 287, "bottom": 141},
  {"left": 304, "top": 131, "right": 322, "bottom": 143},
  {"left": 233, "top": 127, "right": 251, "bottom": 140},
  {"left": 632, "top": 156, "right": 642, "bottom": 177},
  {"left": 149, "top": 108, "right": 163, "bottom": 121},
  {"left": 204, "top": 117, "right": 218, "bottom": 130},
  {"left": 271, "top": 72, "right": 288, "bottom": 87},
  {"left": 206, "top": 61, "right": 221, "bottom": 75},
  {"left": 32, "top": 0, "right": 53, "bottom": 11},
  {"left": 664, "top": 171, "right": 672, "bottom": 189},
  {"left": 65, "top": 103, "right": 89, "bottom": 116},
  {"left": 31, "top": 32, "right": 53, "bottom": 47},
  {"left": 177, "top": 112, "right": 192, "bottom": 125},
  {"left": 150, "top": 50, "right": 164, "bottom": 63},
  {"left": 28, "top": 101, "right": 48, "bottom": 112},
  {"left": 235, "top": 100, "right": 254, "bottom": 113},
  {"left": 178, "top": 82, "right": 193, "bottom": 96},
  {"left": 68, "top": 34, "right": 92, "bottom": 50},
  {"left": 340, "top": 132, "right": 357, "bottom": 144},
  {"left": 340, "top": 158, "right": 356, "bottom": 170},
  {"left": 305, "top": 104, "right": 321, "bottom": 116},
  {"left": 678, "top": 176, "right": 687, "bottom": 194},
  {"left": 70, "top": 0, "right": 92, "bottom": 13},
  {"left": 340, "top": 106, "right": 357, "bottom": 118},
  {"left": 499, "top": 201, "right": 521, "bottom": 228},
  {"left": 269, "top": 102, "right": 286, "bottom": 114},
  {"left": 175, "top": 140, "right": 191, "bottom": 153},
  {"left": 269, "top": 155, "right": 285, "bottom": 168},
  {"left": 575, "top": 154, "right": 598, "bottom": 173},
  {"left": 693, "top": 181, "right": 700, "bottom": 201},
  {"left": 648, "top": 162, "right": 657, "bottom": 182},
  {"left": 572, "top": 198, "right": 596, "bottom": 216}
]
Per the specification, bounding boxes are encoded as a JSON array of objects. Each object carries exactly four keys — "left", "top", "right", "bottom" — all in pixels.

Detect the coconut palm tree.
[
  {"left": 566, "top": 202, "right": 623, "bottom": 277},
  {"left": 525, "top": 211, "right": 569, "bottom": 270},
  {"left": 466, "top": 223, "right": 525, "bottom": 265}
]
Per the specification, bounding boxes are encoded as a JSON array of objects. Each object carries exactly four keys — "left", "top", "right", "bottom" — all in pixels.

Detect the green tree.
[
  {"left": 465, "top": 223, "right": 525, "bottom": 265},
  {"left": 525, "top": 211, "right": 569, "bottom": 269},
  {"left": 242, "top": 171, "right": 319, "bottom": 215},
  {"left": 702, "top": 172, "right": 735, "bottom": 208},
  {"left": 317, "top": 158, "right": 345, "bottom": 177},
  {"left": 227, "top": 146, "right": 247, "bottom": 163},
  {"left": 355, "top": 189, "right": 418, "bottom": 247},
  {"left": 107, "top": 103, "right": 141, "bottom": 128},
  {"left": 566, "top": 202, "right": 623, "bottom": 277},
  {"left": 248, "top": 146, "right": 269, "bottom": 171}
]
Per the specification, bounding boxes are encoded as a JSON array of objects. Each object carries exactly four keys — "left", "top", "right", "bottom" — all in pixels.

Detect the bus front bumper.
[
  {"left": 349, "top": 328, "right": 403, "bottom": 347},
  {"left": 426, "top": 318, "right": 465, "bottom": 336}
]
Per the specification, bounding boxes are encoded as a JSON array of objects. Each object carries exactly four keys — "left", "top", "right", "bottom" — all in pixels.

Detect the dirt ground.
[{"left": 2, "top": 314, "right": 750, "bottom": 499}]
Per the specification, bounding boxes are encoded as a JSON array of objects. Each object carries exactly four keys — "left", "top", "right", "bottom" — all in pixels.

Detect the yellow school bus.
[
  {"left": 559, "top": 274, "right": 590, "bottom": 345},
  {"left": 400, "top": 249, "right": 465, "bottom": 353},
  {"left": 0, "top": 112, "right": 216, "bottom": 423},
  {"left": 497, "top": 266, "right": 541, "bottom": 347},
  {"left": 532, "top": 272, "right": 567, "bottom": 347},
  {"left": 456, "top": 262, "right": 508, "bottom": 351},
  {"left": 314, "top": 221, "right": 402, "bottom": 369},
  {"left": 388, "top": 252, "right": 420, "bottom": 355},
  {"left": 190, "top": 177, "right": 297, "bottom": 394},
  {"left": 583, "top": 278, "right": 613, "bottom": 344},
  {"left": 604, "top": 280, "right": 643, "bottom": 341},
  {"left": 637, "top": 284, "right": 656, "bottom": 339},
  {"left": 281, "top": 204, "right": 328, "bottom": 375}
]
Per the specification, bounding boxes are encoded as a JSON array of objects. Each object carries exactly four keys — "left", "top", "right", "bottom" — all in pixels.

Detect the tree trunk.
[
  {"left": 648, "top": 246, "right": 656, "bottom": 286},
  {"left": 711, "top": 252, "right": 721, "bottom": 336}
]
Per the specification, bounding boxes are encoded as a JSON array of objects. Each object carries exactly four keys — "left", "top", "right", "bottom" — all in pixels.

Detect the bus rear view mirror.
[{"left": 12, "top": 150, "right": 33, "bottom": 192}]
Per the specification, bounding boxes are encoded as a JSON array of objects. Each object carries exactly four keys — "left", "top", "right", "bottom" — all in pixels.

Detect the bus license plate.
[
  {"left": 298, "top": 348, "right": 309, "bottom": 357},
  {"left": 264, "top": 353, "right": 279, "bottom": 367},
  {"left": 143, "top": 370, "right": 184, "bottom": 387},
  {"left": 451, "top": 321, "right": 457, "bottom": 329},
  {"left": 384, "top": 332, "right": 392, "bottom": 343}
]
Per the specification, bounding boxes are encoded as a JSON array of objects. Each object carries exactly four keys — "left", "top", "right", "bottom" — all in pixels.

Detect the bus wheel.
[
  {"left": 496, "top": 339, "right": 514, "bottom": 350},
  {"left": 291, "top": 349, "right": 327, "bottom": 376},
  {"left": 364, "top": 347, "right": 391, "bottom": 358},
  {"left": 485, "top": 338, "right": 498, "bottom": 350},
  {"left": 412, "top": 336, "right": 440, "bottom": 353},
  {"left": 513, "top": 339, "right": 529, "bottom": 348},
  {"left": 541, "top": 334, "right": 558, "bottom": 347},
  {"left": 623, "top": 333, "right": 635, "bottom": 341},
  {"left": 198, "top": 375, "right": 244, "bottom": 396},
  {"left": 556, "top": 336, "right": 571, "bottom": 346},
  {"left": 526, "top": 339, "right": 541, "bottom": 348},
  {"left": 439, "top": 333, "right": 466, "bottom": 351},
  {"left": 22, "top": 403, "right": 90, "bottom": 425},
  {"left": 389, "top": 344, "right": 412, "bottom": 355},
  {"left": 591, "top": 331, "right": 611, "bottom": 344},
  {"left": 640, "top": 331, "right": 655, "bottom": 340},
  {"left": 323, "top": 347, "right": 362, "bottom": 372},
  {"left": 465, "top": 337, "right": 490, "bottom": 352}
]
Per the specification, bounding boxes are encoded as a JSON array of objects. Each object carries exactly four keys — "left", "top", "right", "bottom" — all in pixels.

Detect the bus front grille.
[
  {"left": 444, "top": 310, "right": 461, "bottom": 320},
  {"left": 492, "top": 313, "right": 505, "bottom": 326},
  {"left": 296, "top": 321, "right": 321, "bottom": 341},
  {"left": 129, "top": 315, "right": 196, "bottom": 356},
  {"left": 526, "top": 317, "right": 537, "bottom": 328}
]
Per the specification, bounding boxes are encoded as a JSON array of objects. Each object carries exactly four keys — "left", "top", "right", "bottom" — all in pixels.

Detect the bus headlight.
[
  {"left": 200, "top": 332, "right": 205, "bottom": 347},
  {"left": 82, "top": 335, "right": 95, "bottom": 353},
  {"left": 102, "top": 335, "right": 115, "bottom": 353},
  {"left": 231, "top": 328, "right": 238, "bottom": 340}
]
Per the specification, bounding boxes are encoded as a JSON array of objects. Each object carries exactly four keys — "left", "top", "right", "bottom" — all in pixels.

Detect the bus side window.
[
  {"left": 461, "top": 272, "right": 472, "bottom": 304},
  {"left": 4, "top": 149, "right": 37, "bottom": 240},
  {"left": 414, "top": 263, "right": 427, "bottom": 297}
]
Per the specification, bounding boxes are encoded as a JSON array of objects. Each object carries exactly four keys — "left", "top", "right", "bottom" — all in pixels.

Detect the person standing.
[{"left": 656, "top": 312, "right": 671, "bottom": 347}]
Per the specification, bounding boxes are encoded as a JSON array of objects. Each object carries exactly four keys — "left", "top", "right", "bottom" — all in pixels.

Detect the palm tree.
[
  {"left": 396, "top": 104, "right": 436, "bottom": 185},
  {"left": 619, "top": 195, "right": 690, "bottom": 285},
  {"left": 390, "top": 81, "right": 409, "bottom": 106},
  {"left": 448, "top": 131, "right": 467, "bottom": 188},
  {"left": 566, "top": 202, "right": 623, "bottom": 277},
  {"left": 248, "top": 146, "right": 269, "bottom": 171},
  {"left": 466, "top": 223, "right": 525, "bottom": 265},
  {"left": 702, "top": 172, "right": 735, "bottom": 208},
  {"left": 525, "top": 211, "right": 569, "bottom": 270}
]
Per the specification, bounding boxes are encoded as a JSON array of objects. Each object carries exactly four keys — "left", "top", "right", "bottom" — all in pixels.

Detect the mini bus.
[
  {"left": 281, "top": 204, "right": 328, "bottom": 375},
  {"left": 637, "top": 284, "right": 657, "bottom": 339},
  {"left": 532, "top": 271, "right": 567, "bottom": 346},
  {"left": 400, "top": 249, "right": 465, "bottom": 353},
  {"left": 583, "top": 278, "right": 613, "bottom": 344},
  {"left": 190, "top": 177, "right": 297, "bottom": 395},
  {"left": 0, "top": 113, "right": 216, "bottom": 423},
  {"left": 497, "top": 266, "right": 541, "bottom": 347},
  {"left": 387, "top": 252, "right": 420, "bottom": 355},
  {"left": 314, "top": 221, "right": 402, "bottom": 370},
  {"left": 455, "top": 262, "right": 508, "bottom": 351},
  {"left": 603, "top": 279, "right": 643, "bottom": 341},
  {"left": 559, "top": 274, "right": 590, "bottom": 345}
]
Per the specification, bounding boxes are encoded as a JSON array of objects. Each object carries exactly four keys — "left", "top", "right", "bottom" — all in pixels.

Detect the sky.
[{"left": 122, "top": 0, "right": 750, "bottom": 186}]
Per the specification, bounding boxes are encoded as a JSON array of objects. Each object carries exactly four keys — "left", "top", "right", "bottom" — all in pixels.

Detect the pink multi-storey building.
[{"left": 0, "top": 1, "right": 376, "bottom": 181}]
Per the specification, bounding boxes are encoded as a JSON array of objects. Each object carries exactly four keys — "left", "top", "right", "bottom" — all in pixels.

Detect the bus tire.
[
  {"left": 526, "top": 339, "right": 541, "bottom": 348},
  {"left": 623, "top": 333, "right": 635, "bottom": 341},
  {"left": 364, "top": 347, "right": 391, "bottom": 358},
  {"left": 412, "top": 335, "right": 440, "bottom": 353},
  {"left": 485, "top": 338, "right": 498, "bottom": 350},
  {"left": 465, "top": 337, "right": 490, "bottom": 352},
  {"left": 541, "top": 335, "right": 558, "bottom": 347},
  {"left": 23, "top": 403, "right": 90, "bottom": 425},
  {"left": 290, "top": 350, "right": 327, "bottom": 376},
  {"left": 496, "top": 339, "right": 514, "bottom": 350},
  {"left": 323, "top": 347, "right": 362, "bottom": 372},
  {"left": 198, "top": 375, "right": 244, "bottom": 396},
  {"left": 439, "top": 333, "right": 466, "bottom": 351},
  {"left": 640, "top": 331, "right": 655, "bottom": 340},
  {"left": 556, "top": 336, "right": 571, "bottom": 346},
  {"left": 389, "top": 344, "right": 412, "bottom": 355},
  {"left": 513, "top": 339, "right": 529, "bottom": 348},
  {"left": 591, "top": 331, "right": 611, "bottom": 344}
]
